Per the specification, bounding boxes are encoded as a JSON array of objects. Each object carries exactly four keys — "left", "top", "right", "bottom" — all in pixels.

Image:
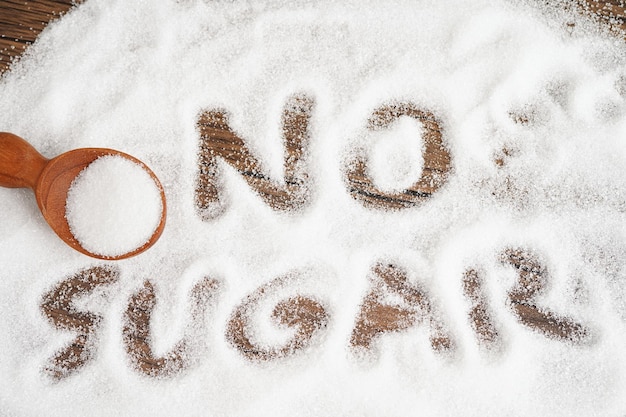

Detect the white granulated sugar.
[
  {"left": 0, "top": 0, "right": 625, "bottom": 416},
  {"left": 367, "top": 117, "right": 425, "bottom": 193},
  {"left": 65, "top": 155, "right": 163, "bottom": 257}
]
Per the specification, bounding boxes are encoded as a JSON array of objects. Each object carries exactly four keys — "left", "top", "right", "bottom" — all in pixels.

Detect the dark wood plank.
[{"left": 0, "top": 0, "right": 78, "bottom": 73}]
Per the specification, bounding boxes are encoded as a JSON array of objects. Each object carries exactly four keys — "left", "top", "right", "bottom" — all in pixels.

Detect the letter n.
[{"left": 196, "top": 94, "right": 314, "bottom": 220}]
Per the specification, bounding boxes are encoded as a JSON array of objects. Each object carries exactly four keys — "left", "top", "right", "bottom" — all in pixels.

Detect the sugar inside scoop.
[{"left": 65, "top": 154, "right": 163, "bottom": 257}]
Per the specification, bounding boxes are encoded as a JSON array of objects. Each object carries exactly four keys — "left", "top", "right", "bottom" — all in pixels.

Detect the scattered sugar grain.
[{"left": 65, "top": 155, "right": 162, "bottom": 257}]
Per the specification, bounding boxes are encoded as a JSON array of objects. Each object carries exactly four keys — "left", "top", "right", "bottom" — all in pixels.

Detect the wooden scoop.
[{"left": 0, "top": 132, "right": 166, "bottom": 260}]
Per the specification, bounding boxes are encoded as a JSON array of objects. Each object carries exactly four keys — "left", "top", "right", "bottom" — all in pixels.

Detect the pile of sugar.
[
  {"left": 0, "top": 0, "right": 625, "bottom": 416},
  {"left": 65, "top": 155, "right": 163, "bottom": 257}
]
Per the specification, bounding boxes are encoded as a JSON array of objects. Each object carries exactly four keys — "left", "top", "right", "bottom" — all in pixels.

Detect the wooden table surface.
[
  {"left": 0, "top": 0, "right": 625, "bottom": 379},
  {"left": 0, "top": 0, "right": 78, "bottom": 72}
]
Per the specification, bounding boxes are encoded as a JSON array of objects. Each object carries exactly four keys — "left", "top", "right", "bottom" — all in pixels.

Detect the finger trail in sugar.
[{"left": 65, "top": 155, "right": 163, "bottom": 257}]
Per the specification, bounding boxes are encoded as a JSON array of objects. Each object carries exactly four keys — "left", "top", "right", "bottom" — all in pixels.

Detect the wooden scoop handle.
[{"left": 0, "top": 132, "right": 49, "bottom": 189}]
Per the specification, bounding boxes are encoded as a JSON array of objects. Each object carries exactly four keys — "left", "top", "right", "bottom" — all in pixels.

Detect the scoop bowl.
[{"left": 0, "top": 132, "right": 166, "bottom": 260}]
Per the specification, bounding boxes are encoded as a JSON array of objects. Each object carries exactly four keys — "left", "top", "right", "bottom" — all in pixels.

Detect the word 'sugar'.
[{"left": 41, "top": 248, "right": 590, "bottom": 381}]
